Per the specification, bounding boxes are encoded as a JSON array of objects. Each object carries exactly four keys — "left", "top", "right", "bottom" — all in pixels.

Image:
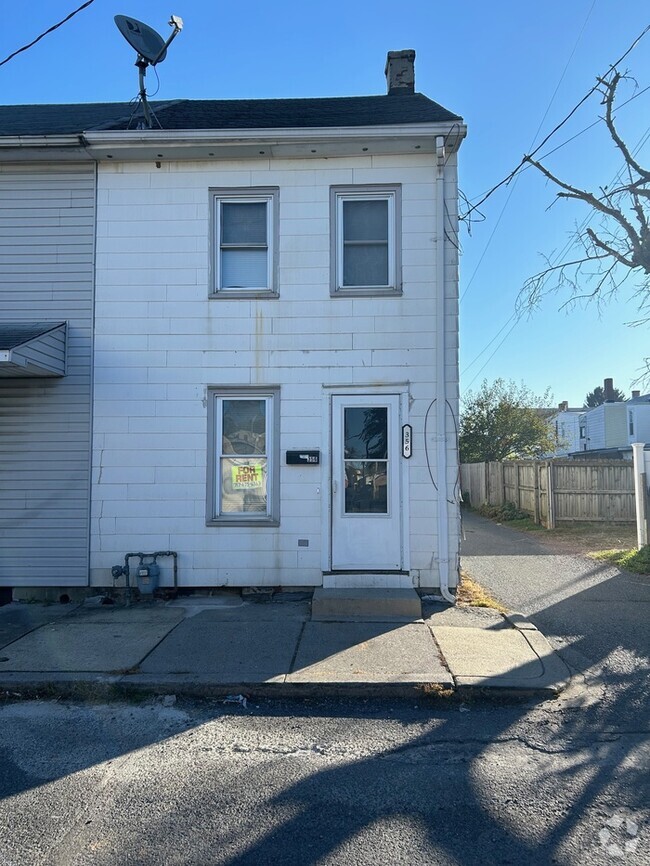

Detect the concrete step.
[{"left": 311, "top": 588, "right": 423, "bottom": 622}]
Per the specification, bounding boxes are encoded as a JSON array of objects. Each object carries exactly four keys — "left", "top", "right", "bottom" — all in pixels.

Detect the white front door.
[{"left": 331, "top": 394, "right": 402, "bottom": 570}]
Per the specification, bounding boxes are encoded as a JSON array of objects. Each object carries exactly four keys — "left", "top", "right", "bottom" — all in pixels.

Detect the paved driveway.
[{"left": 461, "top": 509, "right": 650, "bottom": 717}]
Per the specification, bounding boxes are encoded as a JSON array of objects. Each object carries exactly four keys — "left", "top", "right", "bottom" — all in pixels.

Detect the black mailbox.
[{"left": 286, "top": 450, "right": 320, "bottom": 465}]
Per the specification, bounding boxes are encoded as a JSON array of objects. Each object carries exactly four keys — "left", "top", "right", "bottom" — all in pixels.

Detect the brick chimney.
[
  {"left": 603, "top": 378, "right": 615, "bottom": 402},
  {"left": 632, "top": 390, "right": 641, "bottom": 398},
  {"left": 558, "top": 401, "right": 569, "bottom": 411},
  {"left": 385, "top": 50, "right": 416, "bottom": 95}
]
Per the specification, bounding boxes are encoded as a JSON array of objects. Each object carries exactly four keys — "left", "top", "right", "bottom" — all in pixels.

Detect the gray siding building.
[{"left": 0, "top": 163, "right": 95, "bottom": 585}]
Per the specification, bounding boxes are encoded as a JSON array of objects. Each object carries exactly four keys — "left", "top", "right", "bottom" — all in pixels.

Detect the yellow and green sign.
[{"left": 231, "top": 464, "right": 264, "bottom": 489}]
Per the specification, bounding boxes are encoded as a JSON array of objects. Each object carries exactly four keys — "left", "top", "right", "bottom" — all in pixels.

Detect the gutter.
[
  {"left": 435, "top": 134, "right": 455, "bottom": 604},
  {"left": 82, "top": 122, "right": 467, "bottom": 148},
  {"left": 1, "top": 122, "right": 467, "bottom": 163}
]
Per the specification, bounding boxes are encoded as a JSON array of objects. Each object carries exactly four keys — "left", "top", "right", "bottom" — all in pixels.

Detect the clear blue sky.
[{"left": 3, "top": 0, "right": 649, "bottom": 408}]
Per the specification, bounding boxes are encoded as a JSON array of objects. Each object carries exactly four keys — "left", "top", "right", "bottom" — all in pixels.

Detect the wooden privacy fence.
[{"left": 460, "top": 459, "right": 635, "bottom": 528}]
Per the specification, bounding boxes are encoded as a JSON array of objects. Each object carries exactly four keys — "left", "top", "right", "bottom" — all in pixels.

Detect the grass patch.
[
  {"left": 421, "top": 683, "right": 456, "bottom": 698},
  {"left": 590, "top": 546, "right": 650, "bottom": 574},
  {"left": 477, "top": 501, "right": 529, "bottom": 522},
  {"left": 496, "top": 516, "right": 544, "bottom": 532},
  {"left": 457, "top": 572, "right": 508, "bottom": 613}
]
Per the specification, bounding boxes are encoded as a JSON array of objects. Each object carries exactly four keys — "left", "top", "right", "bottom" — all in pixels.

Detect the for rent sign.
[{"left": 231, "top": 464, "right": 264, "bottom": 489}]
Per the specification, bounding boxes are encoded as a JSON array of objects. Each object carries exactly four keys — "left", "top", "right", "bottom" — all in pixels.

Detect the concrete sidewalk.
[{"left": 0, "top": 592, "right": 570, "bottom": 700}]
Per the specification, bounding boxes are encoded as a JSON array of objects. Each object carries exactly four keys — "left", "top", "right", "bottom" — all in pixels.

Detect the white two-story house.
[{"left": 0, "top": 51, "right": 466, "bottom": 597}]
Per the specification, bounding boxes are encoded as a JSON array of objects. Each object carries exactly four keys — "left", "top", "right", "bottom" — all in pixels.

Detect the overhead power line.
[
  {"left": 461, "top": 123, "right": 650, "bottom": 390},
  {"left": 461, "top": 23, "right": 650, "bottom": 221},
  {"left": 460, "top": 0, "right": 595, "bottom": 303},
  {"left": 0, "top": 0, "right": 96, "bottom": 69}
]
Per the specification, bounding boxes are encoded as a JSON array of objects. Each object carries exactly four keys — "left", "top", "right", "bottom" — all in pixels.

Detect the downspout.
[{"left": 435, "top": 135, "right": 455, "bottom": 604}]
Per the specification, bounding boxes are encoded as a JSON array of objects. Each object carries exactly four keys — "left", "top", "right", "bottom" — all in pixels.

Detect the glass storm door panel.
[{"left": 331, "top": 395, "right": 402, "bottom": 570}]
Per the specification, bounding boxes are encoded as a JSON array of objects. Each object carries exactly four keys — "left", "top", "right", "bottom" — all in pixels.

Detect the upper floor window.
[
  {"left": 330, "top": 185, "right": 401, "bottom": 296},
  {"left": 211, "top": 188, "right": 279, "bottom": 297}
]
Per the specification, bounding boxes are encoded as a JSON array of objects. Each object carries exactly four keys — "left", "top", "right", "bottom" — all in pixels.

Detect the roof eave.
[
  {"left": 83, "top": 121, "right": 467, "bottom": 161},
  {"left": 84, "top": 121, "right": 466, "bottom": 161},
  {"left": 0, "top": 134, "right": 91, "bottom": 162},
  {"left": 0, "top": 121, "right": 467, "bottom": 163}
]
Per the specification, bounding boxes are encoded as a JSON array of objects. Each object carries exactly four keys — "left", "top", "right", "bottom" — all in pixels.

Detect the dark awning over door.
[{"left": 0, "top": 322, "right": 67, "bottom": 377}]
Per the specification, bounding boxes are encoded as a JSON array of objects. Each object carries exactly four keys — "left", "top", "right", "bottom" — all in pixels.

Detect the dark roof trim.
[{"left": 0, "top": 322, "right": 66, "bottom": 377}]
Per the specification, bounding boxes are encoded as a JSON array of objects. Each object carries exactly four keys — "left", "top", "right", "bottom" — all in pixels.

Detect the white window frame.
[
  {"left": 210, "top": 187, "right": 279, "bottom": 298},
  {"left": 330, "top": 185, "right": 401, "bottom": 296},
  {"left": 207, "top": 387, "right": 280, "bottom": 526}
]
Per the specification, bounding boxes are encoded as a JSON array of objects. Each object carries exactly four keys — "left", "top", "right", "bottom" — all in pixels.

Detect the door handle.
[{"left": 332, "top": 479, "right": 337, "bottom": 495}]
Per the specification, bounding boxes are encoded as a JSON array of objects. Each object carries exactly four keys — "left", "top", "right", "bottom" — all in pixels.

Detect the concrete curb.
[
  {"left": 0, "top": 672, "right": 563, "bottom": 703},
  {"left": 503, "top": 611, "right": 571, "bottom": 694},
  {"left": 0, "top": 674, "right": 450, "bottom": 702}
]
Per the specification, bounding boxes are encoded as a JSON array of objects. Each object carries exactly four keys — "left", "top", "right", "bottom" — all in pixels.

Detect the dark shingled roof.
[{"left": 0, "top": 94, "right": 461, "bottom": 137}]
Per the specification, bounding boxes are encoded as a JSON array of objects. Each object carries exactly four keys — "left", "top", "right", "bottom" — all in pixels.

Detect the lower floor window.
[{"left": 208, "top": 388, "right": 279, "bottom": 524}]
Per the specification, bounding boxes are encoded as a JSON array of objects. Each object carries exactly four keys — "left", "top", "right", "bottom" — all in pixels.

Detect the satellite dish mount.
[{"left": 114, "top": 14, "right": 183, "bottom": 129}]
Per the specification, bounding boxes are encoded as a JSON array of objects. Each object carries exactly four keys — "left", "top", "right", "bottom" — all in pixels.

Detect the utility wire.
[
  {"left": 0, "top": 0, "right": 96, "bottom": 68},
  {"left": 463, "top": 81, "right": 649, "bottom": 206},
  {"left": 462, "top": 124, "right": 650, "bottom": 390},
  {"left": 461, "top": 23, "right": 650, "bottom": 220},
  {"left": 460, "top": 1, "right": 595, "bottom": 303}
]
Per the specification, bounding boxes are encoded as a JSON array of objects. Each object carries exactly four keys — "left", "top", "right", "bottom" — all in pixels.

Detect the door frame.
[{"left": 321, "top": 385, "right": 410, "bottom": 575}]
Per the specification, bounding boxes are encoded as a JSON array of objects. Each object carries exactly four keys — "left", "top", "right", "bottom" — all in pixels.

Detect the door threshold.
[
  {"left": 324, "top": 570, "right": 409, "bottom": 575},
  {"left": 322, "top": 572, "right": 414, "bottom": 589}
]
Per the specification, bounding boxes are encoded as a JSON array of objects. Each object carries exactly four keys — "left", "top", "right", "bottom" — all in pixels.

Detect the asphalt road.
[
  {"left": 1, "top": 516, "right": 648, "bottom": 865},
  {"left": 0, "top": 694, "right": 648, "bottom": 866}
]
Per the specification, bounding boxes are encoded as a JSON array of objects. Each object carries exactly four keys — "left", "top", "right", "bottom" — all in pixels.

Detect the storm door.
[{"left": 331, "top": 395, "right": 402, "bottom": 570}]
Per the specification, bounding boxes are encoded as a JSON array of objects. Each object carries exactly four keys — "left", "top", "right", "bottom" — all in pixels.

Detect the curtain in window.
[
  {"left": 343, "top": 199, "right": 389, "bottom": 286},
  {"left": 220, "top": 201, "right": 268, "bottom": 288}
]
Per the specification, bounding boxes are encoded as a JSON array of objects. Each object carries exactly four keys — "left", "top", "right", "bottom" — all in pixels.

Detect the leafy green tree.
[
  {"left": 584, "top": 384, "right": 626, "bottom": 407},
  {"left": 459, "top": 379, "right": 556, "bottom": 463}
]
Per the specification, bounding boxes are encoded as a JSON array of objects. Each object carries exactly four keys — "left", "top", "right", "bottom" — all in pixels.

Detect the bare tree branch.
[
  {"left": 599, "top": 71, "right": 650, "bottom": 182},
  {"left": 585, "top": 227, "right": 636, "bottom": 268},
  {"left": 525, "top": 156, "right": 643, "bottom": 260}
]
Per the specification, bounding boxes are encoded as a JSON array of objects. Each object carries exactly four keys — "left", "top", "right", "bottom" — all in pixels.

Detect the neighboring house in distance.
[
  {"left": 0, "top": 50, "right": 466, "bottom": 596},
  {"left": 626, "top": 391, "right": 650, "bottom": 445},
  {"left": 578, "top": 401, "right": 627, "bottom": 454},
  {"left": 545, "top": 401, "right": 583, "bottom": 456},
  {"left": 571, "top": 384, "right": 650, "bottom": 460}
]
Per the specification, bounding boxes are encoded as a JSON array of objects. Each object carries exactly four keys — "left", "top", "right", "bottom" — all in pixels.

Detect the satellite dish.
[
  {"left": 114, "top": 14, "right": 183, "bottom": 128},
  {"left": 114, "top": 15, "right": 167, "bottom": 65}
]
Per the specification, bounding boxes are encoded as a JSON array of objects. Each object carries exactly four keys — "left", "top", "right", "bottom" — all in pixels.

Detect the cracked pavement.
[
  {"left": 1, "top": 512, "right": 648, "bottom": 865},
  {"left": 0, "top": 682, "right": 647, "bottom": 865}
]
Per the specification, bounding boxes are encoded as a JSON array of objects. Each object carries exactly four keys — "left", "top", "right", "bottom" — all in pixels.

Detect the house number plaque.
[{"left": 402, "top": 425, "right": 412, "bottom": 458}]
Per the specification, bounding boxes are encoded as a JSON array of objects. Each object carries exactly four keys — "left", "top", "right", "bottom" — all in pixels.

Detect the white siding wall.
[
  {"left": 91, "top": 154, "right": 459, "bottom": 589},
  {"left": 547, "top": 410, "right": 582, "bottom": 456},
  {"left": 585, "top": 405, "right": 606, "bottom": 450},
  {"left": 0, "top": 164, "right": 95, "bottom": 585},
  {"left": 629, "top": 404, "right": 650, "bottom": 445}
]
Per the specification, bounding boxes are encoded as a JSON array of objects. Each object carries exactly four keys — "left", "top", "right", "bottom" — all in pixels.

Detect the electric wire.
[
  {"left": 461, "top": 23, "right": 650, "bottom": 221},
  {"left": 423, "top": 397, "right": 464, "bottom": 504},
  {"left": 462, "top": 124, "right": 650, "bottom": 390},
  {"left": 460, "top": 0, "right": 597, "bottom": 303},
  {"left": 0, "top": 0, "right": 96, "bottom": 68}
]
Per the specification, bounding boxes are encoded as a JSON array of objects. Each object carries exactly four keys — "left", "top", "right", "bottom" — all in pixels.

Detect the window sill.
[
  {"left": 206, "top": 517, "right": 280, "bottom": 528},
  {"left": 331, "top": 287, "right": 402, "bottom": 298},
  {"left": 209, "top": 290, "right": 279, "bottom": 300}
]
